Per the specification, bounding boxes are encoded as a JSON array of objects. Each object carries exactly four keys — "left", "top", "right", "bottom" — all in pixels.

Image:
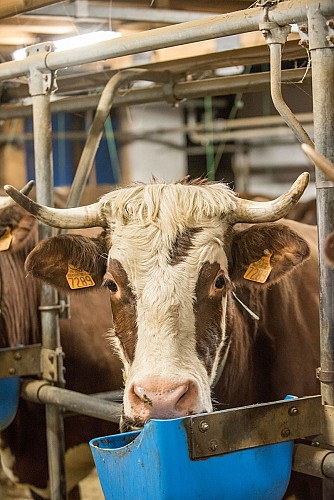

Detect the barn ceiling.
[{"left": 0, "top": 0, "right": 255, "bottom": 62}]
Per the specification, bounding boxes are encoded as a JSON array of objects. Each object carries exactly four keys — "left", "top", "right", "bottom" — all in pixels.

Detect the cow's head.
[{"left": 5, "top": 175, "right": 310, "bottom": 428}]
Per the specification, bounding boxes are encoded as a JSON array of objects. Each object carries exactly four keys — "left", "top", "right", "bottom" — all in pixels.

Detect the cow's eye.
[
  {"left": 214, "top": 275, "right": 226, "bottom": 289},
  {"left": 106, "top": 280, "right": 118, "bottom": 293}
]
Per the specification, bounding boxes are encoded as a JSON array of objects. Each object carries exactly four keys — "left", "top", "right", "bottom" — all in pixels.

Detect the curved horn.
[
  {"left": 231, "top": 172, "right": 309, "bottom": 223},
  {"left": 302, "top": 143, "right": 334, "bottom": 181},
  {"left": 0, "top": 180, "right": 35, "bottom": 210},
  {"left": 4, "top": 184, "right": 103, "bottom": 229}
]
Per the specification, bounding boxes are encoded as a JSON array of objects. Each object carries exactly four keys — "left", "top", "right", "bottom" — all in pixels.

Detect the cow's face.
[
  {"left": 103, "top": 217, "right": 233, "bottom": 427},
  {"left": 6, "top": 178, "right": 310, "bottom": 428}
]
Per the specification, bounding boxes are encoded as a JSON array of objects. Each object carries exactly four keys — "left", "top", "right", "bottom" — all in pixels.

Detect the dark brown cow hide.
[{"left": 0, "top": 204, "right": 123, "bottom": 499}]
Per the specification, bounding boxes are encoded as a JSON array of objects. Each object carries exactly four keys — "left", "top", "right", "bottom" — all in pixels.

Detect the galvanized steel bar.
[
  {"left": 29, "top": 55, "right": 67, "bottom": 500},
  {"left": 30, "top": 3, "right": 213, "bottom": 24},
  {"left": 293, "top": 444, "right": 334, "bottom": 480},
  {"left": 0, "top": 0, "right": 61, "bottom": 19},
  {"left": 0, "top": 0, "right": 333, "bottom": 81},
  {"left": 21, "top": 380, "right": 122, "bottom": 423},
  {"left": 0, "top": 68, "right": 311, "bottom": 120},
  {"left": 307, "top": 5, "right": 334, "bottom": 499},
  {"left": 269, "top": 42, "right": 313, "bottom": 145}
]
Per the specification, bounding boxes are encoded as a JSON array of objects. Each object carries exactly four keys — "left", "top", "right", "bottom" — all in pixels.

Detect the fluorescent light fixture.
[{"left": 12, "top": 30, "right": 121, "bottom": 60}]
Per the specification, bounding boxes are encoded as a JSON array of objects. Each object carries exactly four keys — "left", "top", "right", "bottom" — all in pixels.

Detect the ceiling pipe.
[
  {"left": 0, "top": 0, "right": 62, "bottom": 19},
  {"left": 0, "top": 67, "right": 311, "bottom": 120},
  {"left": 0, "top": 0, "right": 333, "bottom": 81},
  {"left": 260, "top": 16, "right": 314, "bottom": 146}
]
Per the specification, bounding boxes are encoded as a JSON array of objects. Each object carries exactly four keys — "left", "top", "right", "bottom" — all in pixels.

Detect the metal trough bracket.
[
  {"left": 0, "top": 344, "right": 41, "bottom": 378},
  {"left": 41, "top": 347, "right": 65, "bottom": 384},
  {"left": 185, "top": 395, "right": 322, "bottom": 460}
]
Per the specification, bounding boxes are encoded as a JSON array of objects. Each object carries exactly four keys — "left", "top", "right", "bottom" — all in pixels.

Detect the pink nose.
[{"left": 128, "top": 378, "right": 198, "bottom": 420}]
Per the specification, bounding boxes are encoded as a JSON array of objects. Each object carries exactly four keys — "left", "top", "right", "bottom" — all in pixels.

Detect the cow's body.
[
  {"left": 0, "top": 204, "right": 122, "bottom": 499},
  {"left": 5, "top": 177, "right": 321, "bottom": 499},
  {"left": 213, "top": 219, "right": 319, "bottom": 409}
]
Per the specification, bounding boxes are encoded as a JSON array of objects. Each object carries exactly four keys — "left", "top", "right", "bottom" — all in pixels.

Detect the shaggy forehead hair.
[{"left": 98, "top": 181, "right": 238, "bottom": 228}]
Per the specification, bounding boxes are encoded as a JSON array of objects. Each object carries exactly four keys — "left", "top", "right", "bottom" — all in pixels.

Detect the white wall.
[{"left": 120, "top": 102, "right": 186, "bottom": 183}]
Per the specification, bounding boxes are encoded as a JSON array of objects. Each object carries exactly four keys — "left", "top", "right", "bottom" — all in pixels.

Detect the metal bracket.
[
  {"left": 26, "top": 42, "right": 58, "bottom": 96},
  {"left": 184, "top": 395, "right": 322, "bottom": 460},
  {"left": 316, "top": 367, "right": 334, "bottom": 383},
  {"left": 39, "top": 298, "right": 70, "bottom": 317},
  {"left": 0, "top": 344, "right": 41, "bottom": 378},
  {"left": 259, "top": 21, "right": 291, "bottom": 45},
  {"left": 41, "top": 347, "right": 66, "bottom": 385},
  {"left": 162, "top": 74, "right": 185, "bottom": 108}
]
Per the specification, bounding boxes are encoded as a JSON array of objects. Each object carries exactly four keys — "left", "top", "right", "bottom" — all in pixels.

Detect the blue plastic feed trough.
[
  {"left": 0, "top": 376, "right": 20, "bottom": 431},
  {"left": 90, "top": 415, "right": 293, "bottom": 500}
]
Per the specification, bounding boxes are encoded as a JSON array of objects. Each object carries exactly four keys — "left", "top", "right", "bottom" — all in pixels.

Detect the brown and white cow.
[
  {"left": 0, "top": 191, "right": 123, "bottom": 499},
  {"left": 5, "top": 174, "right": 321, "bottom": 498}
]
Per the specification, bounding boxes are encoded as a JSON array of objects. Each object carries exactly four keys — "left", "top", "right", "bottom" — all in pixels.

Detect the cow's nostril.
[
  {"left": 175, "top": 381, "right": 197, "bottom": 412},
  {"left": 129, "top": 379, "right": 198, "bottom": 419}
]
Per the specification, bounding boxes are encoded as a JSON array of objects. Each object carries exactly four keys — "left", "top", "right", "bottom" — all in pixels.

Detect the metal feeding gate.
[{"left": 0, "top": 0, "right": 333, "bottom": 499}]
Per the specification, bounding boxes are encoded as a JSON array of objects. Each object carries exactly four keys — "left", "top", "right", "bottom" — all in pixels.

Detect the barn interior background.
[
  {"left": 0, "top": 0, "right": 333, "bottom": 499},
  {"left": 0, "top": 0, "right": 317, "bottom": 197}
]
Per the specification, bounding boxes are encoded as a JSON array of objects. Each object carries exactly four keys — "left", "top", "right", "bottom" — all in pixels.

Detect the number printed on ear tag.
[
  {"left": 66, "top": 264, "right": 95, "bottom": 289},
  {"left": 243, "top": 252, "right": 272, "bottom": 284}
]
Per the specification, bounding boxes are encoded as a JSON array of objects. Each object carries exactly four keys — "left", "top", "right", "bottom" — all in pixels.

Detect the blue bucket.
[
  {"left": 90, "top": 415, "right": 293, "bottom": 500},
  {"left": 0, "top": 376, "right": 20, "bottom": 431}
]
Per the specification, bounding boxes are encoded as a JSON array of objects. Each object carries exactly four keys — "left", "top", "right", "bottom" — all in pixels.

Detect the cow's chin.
[
  {"left": 120, "top": 409, "right": 206, "bottom": 433},
  {"left": 120, "top": 414, "right": 148, "bottom": 432}
]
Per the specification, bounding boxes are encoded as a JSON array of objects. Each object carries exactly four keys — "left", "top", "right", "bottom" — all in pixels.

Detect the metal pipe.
[
  {"left": 309, "top": 8, "right": 334, "bottom": 409},
  {"left": 21, "top": 380, "right": 122, "bottom": 423},
  {"left": 0, "top": 68, "right": 311, "bottom": 120},
  {"left": 30, "top": 3, "right": 213, "bottom": 24},
  {"left": 307, "top": 5, "right": 334, "bottom": 499},
  {"left": 308, "top": 6, "right": 334, "bottom": 500},
  {"left": 0, "top": 0, "right": 61, "bottom": 19},
  {"left": 0, "top": 112, "right": 314, "bottom": 141},
  {"left": 30, "top": 63, "right": 66, "bottom": 500},
  {"left": 0, "top": 0, "right": 333, "bottom": 81},
  {"left": 293, "top": 444, "right": 334, "bottom": 480},
  {"left": 269, "top": 41, "right": 313, "bottom": 146}
]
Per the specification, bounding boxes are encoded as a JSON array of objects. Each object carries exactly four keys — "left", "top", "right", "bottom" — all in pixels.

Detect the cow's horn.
[
  {"left": 4, "top": 184, "right": 103, "bottom": 229},
  {"left": 231, "top": 172, "right": 309, "bottom": 223},
  {"left": 302, "top": 143, "right": 334, "bottom": 181},
  {"left": 0, "top": 180, "right": 35, "bottom": 210}
]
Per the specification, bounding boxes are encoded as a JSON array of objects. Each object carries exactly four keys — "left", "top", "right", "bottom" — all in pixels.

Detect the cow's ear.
[
  {"left": 25, "top": 233, "right": 107, "bottom": 291},
  {"left": 229, "top": 223, "right": 310, "bottom": 286}
]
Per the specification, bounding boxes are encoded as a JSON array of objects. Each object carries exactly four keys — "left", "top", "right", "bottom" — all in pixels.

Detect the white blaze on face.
[{"left": 101, "top": 183, "right": 237, "bottom": 423}]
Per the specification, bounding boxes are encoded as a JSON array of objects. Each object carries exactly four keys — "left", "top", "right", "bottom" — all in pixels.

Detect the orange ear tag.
[
  {"left": 0, "top": 227, "right": 13, "bottom": 251},
  {"left": 66, "top": 264, "right": 95, "bottom": 290},
  {"left": 243, "top": 251, "right": 273, "bottom": 284}
]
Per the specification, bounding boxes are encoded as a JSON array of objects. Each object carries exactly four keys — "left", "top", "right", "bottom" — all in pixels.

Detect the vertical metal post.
[
  {"left": 308, "top": 6, "right": 334, "bottom": 499},
  {"left": 28, "top": 44, "right": 67, "bottom": 500}
]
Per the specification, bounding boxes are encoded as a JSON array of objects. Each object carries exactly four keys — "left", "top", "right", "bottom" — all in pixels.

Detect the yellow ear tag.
[
  {"left": 0, "top": 227, "right": 12, "bottom": 251},
  {"left": 66, "top": 264, "right": 95, "bottom": 290},
  {"left": 243, "top": 251, "right": 273, "bottom": 284}
]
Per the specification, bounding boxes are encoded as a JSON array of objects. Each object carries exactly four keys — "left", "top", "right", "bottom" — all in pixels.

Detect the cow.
[
  {"left": 5, "top": 173, "right": 321, "bottom": 499},
  {"left": 0, "top": 190, "right": 123, "bottom": 499}
]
